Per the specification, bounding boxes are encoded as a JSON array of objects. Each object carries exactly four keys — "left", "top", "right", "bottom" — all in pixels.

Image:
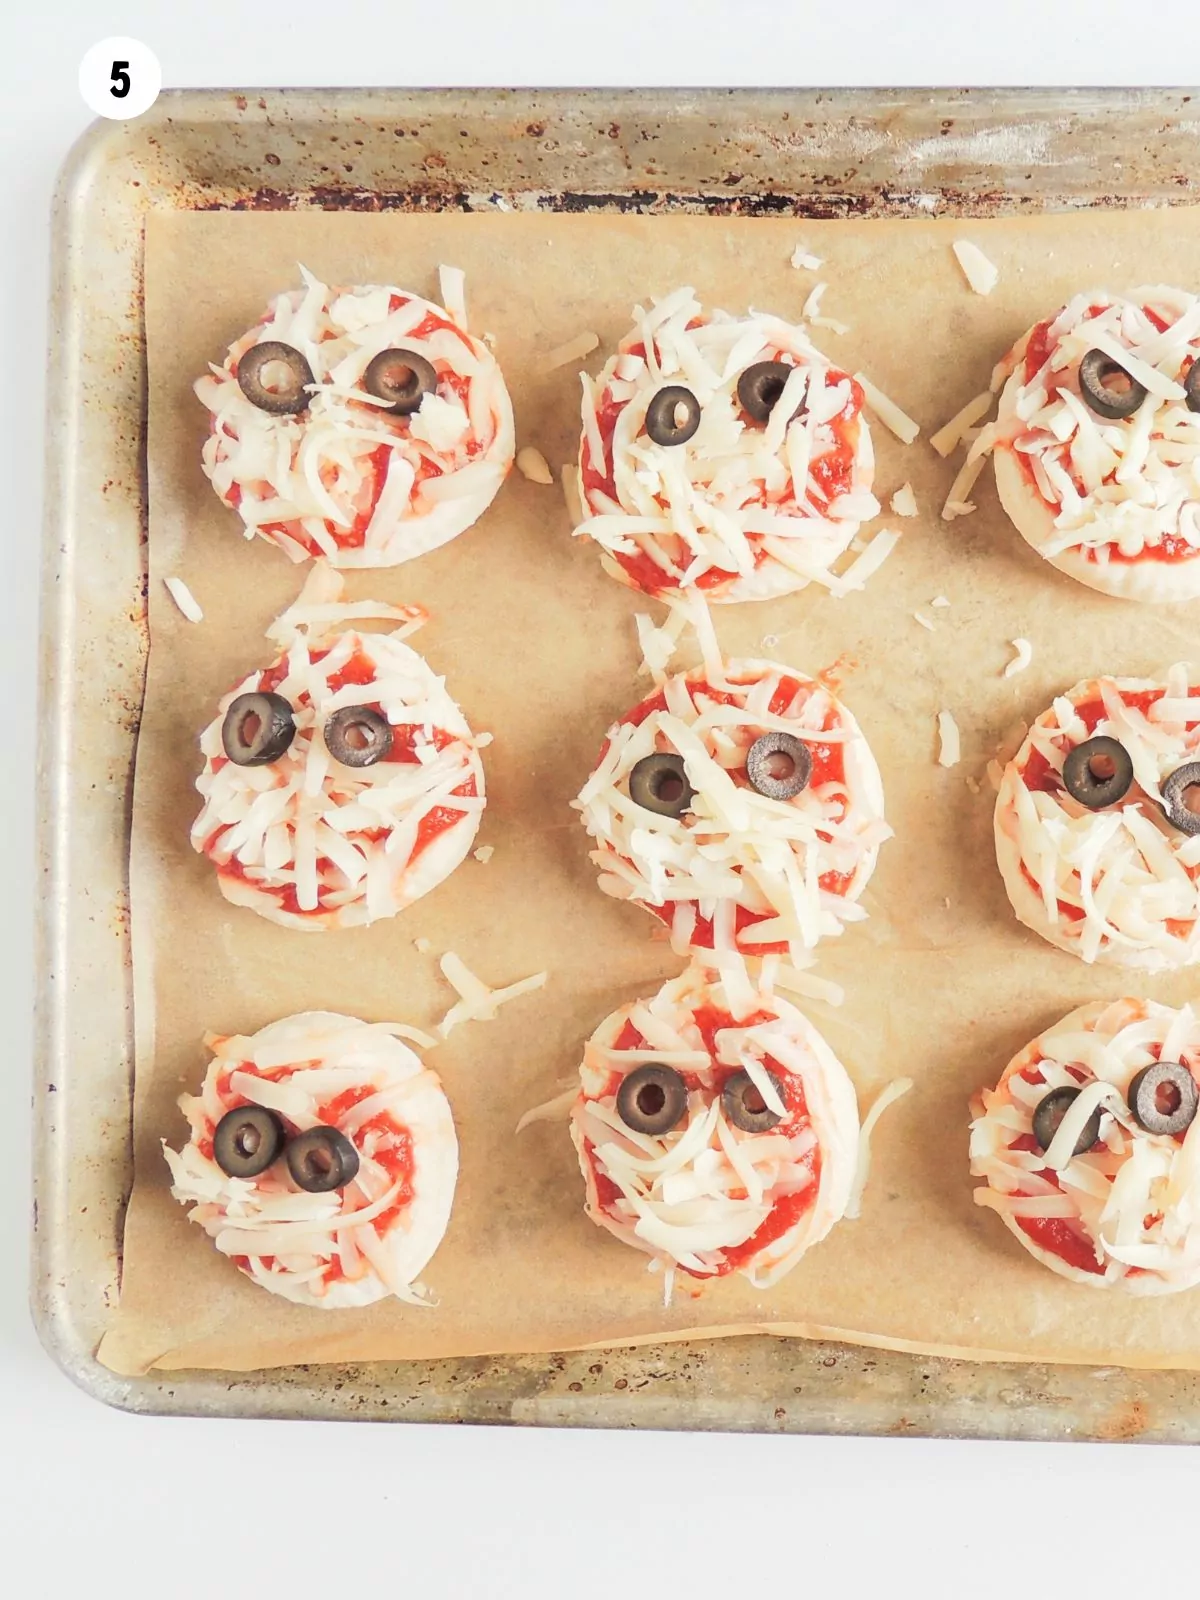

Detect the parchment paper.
[{"left": 99, "top": 206, "right": 1200, "bottom": 1376}]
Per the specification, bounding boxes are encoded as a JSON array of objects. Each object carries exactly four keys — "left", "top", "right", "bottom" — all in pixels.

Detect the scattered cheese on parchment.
[
  {"left": 937, "top": 710, "right": 961, "bottom": 767},
  {"left": 473, "top": 845, "right": 495, "bottom": 864},
  {"left": 543, "top": 331, "right": 600, "bottom": 371},
  {"left": 516, "top": 446, "right": 554, "bottom": 484},
  {"left": 164, "top": 576, "right": 203, "bottom": 623},
  {"left": 790, "top": 244, "right": 823, "bottom": 270},
  {"left": 952, "top": 239, "right": 1000, "bottom": 296},
  {"left": 854, "top": 373, "right": 920, "bottom": 444},
  {"left": 889, "top": 483, "right": 918, "bottom": 517},
  {"left": 1003, "top": 638, "right": 1033, "bottom": 678}
]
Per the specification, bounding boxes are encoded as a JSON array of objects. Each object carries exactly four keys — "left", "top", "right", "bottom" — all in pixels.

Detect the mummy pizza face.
[
  {"left": 192, "top": 586, "right": 485, "bottom": 931},
  {"left": 575, "top": 658, "right": 890, "bottom": 971},
  {"left": 570, "top": 967, "right": 859, "bottom": 1287},
  {"left": 195, "top": 267, "right": 514, "bottom": 568},
  {"left": 994, "top": 668, "right": 1200, "bottom": 969},
  {"left": 574, "top": 287, "right": 879, "bottom": 603},
  {"left": 992, "top": 287, "right": 1200, "bottom": 600},
  {"left": 164, "top": 1012, "right": 458, "bottom": 1308},
  {"left": 970, "top": 998, "right": 1200, "bottom": 1293}
]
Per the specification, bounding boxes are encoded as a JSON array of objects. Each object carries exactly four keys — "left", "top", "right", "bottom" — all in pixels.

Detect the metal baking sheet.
[{"left": 33, "top": 86, "right": 1200, "bottom": 1439}]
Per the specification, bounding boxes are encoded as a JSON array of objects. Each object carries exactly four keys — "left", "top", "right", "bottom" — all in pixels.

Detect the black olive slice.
[
  {"left": 236, "top": 340, "right": 315, "bottom": 416},
  {"left": 616, "top": 1064, "right": 689, "bottom": 1136},
  {"left": 628, "top": 752, "right": 694, "bottom": 818},
  {"left": 644, "top": 385, "right": 702, "bottom": 447},
  {"left": 1186, "top": 359, "right": 1200, "bottom": 415},
  {"left": 1061, "top": 736, "right": 1134, "bottom": 811},
  {"left": 1078, "top": 347, "right": 1147, "bottom": 421},
  {"left": 746, "top": 732, "right": 813, "bottom": 801},
  {"left": 1128, "top": 1061, "right": 1200, "bottom": 1136},
  {"left": 324, "top": 705, "right": 393, "bottom": 768},
  {"left": 737, "top": 360, "right": 795, "bottom": 424},
  {"left": 286, "top": 1126, "right": 361, "bottom": 1193},
  {"left": 1031, "top": 1086, "right": 1102, "bottom": 1157},
  {"left": 1161, "top": 761, "right": 1200, "bottom": 836},
  {"left": 722, "top": 1068, "right": 786, "bottom": 1134},
  {"left": 362, "top": 348, "right": 438, "bottom": 416},
  {"left": 213, "top": 1106, "right": 286, "bottom": 1179},
  {"left": 221, "top": 691, "right": 297, "bottom": 767}
]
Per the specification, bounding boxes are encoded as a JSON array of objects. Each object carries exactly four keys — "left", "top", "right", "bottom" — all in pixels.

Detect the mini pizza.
[
  {"left": 191, "top": 569, "right": 485, "bottom": 931},
  {"left": 195, "top": 266, "right": 514, "bottom": 567},
  {"left": 994, "top": 666, "right": 1200, "bottom": 969},
  {"left": 570, "top": 966, "right": 860, "bottom": 1286},
  {"left": 164, "top": 1011, "right": 458, "bottom": 1308},
  {"left": 970, "top": 997, "right": 1200, "bottom": 1293},
  {"left": 574, "top": 658, "right": 890, "bottom": 976},
  {"left": 991, "top": 286, "right": 1200, "bottom": 600},
  {"left": 574, "top": 286, "right": 880, "bottom": 603}
]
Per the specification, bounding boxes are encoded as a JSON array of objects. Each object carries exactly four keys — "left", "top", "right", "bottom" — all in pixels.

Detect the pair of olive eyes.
[
  {"left": 617, "top": 1062, "right": 785, "bottom": 1136},
  {"left": 1077, "top": 347, "right": 1200, "bottom": 420},
  {"left": 642, "top": 360, "right": 799, "bottom": 447},
  {"left": 1060, "top": 736, "right": 1200, "bottom": 836},
  {"left": 213, "top": 1106, "right": 360, "bottom": 1192},
  {"left": 221, "top": 690, "right": 392, "bottom": 770},
  {"left": 236, "top": 340, "right": 437, "bottom": 418},
  {"left": 628, "top": 732, "right": 812, "bottom": 819},
  {"left": 1032, "top": 1062, "right": 1200, "bottom": 1155}
]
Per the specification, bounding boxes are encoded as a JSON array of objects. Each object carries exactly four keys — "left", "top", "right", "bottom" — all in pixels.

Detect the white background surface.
[{"left": 5, "top": 2, "right": 1200, "bottom": 1590}]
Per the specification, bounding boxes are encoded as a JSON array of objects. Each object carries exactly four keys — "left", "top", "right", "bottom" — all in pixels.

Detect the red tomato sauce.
[
  {"left": 1018, "top": 862, "right": 1086, "bottom": 923},
  {"left": 1015, "top": 1213, "right": 1106, "bottom": 1276}
]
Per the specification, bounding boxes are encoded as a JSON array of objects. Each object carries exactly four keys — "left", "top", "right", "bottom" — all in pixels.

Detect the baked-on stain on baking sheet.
[{"left": 98, "top": 205, "right": 1200, "bottom": 1374}]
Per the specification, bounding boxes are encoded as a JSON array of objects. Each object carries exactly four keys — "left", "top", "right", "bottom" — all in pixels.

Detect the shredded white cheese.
[
  {"left": 914, "top": 611, "right": 934, "bottom": 631},
  {"left": 930, "top": 389, "right": 994, "bottom": 458},
  {"left": 437, "top": 952, "right": 548, "bottom": 1038},
  {"left": 952, "top": 240, "right": 999, "bottom": 297},
  {"left": 543, "top": 330, "right": 600, "bottom": 371},
  {"left": 515, "top": 445, "right": 554, "bottom": 485},
  {"left": 889, "top": 483, "right": 918, "bottom": 517},
  {"left": 1003, "top": 638, "right": 1033, "bottom": 678},
  {"left": 853, "top": 372, "right": 920, "bottom": 445},
  {"left": 844, "top": 1077, "right": 913, "bottom": 1220},
  {"left": 790, "top": 245, "right": 823, "bottom": 271},
  {"left": 164, "top": 575, "right": 203, "bottom": 623},
  {"left": 473, "top": 844, "right": 494, "bottom": 864},
  {"left": 937, "top": 710, "right": 961, "bottom": 768},
  {"left": 931, "top": 594, "right": 951, "bottom": 608}
]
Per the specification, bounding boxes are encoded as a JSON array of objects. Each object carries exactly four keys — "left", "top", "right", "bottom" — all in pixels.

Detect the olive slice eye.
[
  {"left": 722, "top": 1068, "right": 785, "bottom": 1133},
  {"left": 628, "top": 752, "right": 694, "bottom": 818},
  {"left": 644, "top": 385, "right": 702, "bottom": 447},
  {"left": 615, "top": 1064, "right": 689, "bottom": 1135},
  {"left": 1078, "top": 347, "right": 1147, "bottom": 421},
  {"left": 1185, "top": 359, "right": 1200, "bottom": 416},
  {"left": 746, "top": 732, "right": 812, "bottom": 801},
  {"left": 362, "top": 348, "right": 438, "bottom": 416},
  {"left": 737, "top": 360, "right": 795, "bottom": 424},
  {"left": 1161, "top": 761, "right": 1200, "bottom": 835},
  {"left": 236, "top": 340, "right": 315, "bottom": 416},
  {"left": 324, "top": 705, "right": 393, "bottom": 768},
  {"left": 1031, "top": 1085, "right": 1102, "bottom": 1156},
  {"left": 221, "top": 691, "right": 297, "bottom": 767},
  {"left": 1127, "top": 1061, "right": 1199, "bottom": 1136},
  {"left": 286, "top": 1126, "right": 361, "bottom": 1193},
  {"left": 1060, "top": 735, "right": 1134, "bottom": 811},
  {"left": 213, "top": 1106, "right": 286, "bottom": 1179}
]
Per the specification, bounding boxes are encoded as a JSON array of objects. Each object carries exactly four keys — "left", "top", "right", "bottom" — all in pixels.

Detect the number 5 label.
[{"left": 79, "top": 38, "right": 161, "bottom": 121}]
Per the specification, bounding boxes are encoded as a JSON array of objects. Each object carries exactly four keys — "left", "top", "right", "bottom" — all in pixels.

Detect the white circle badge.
[{"left": 79, "top": 38, "right": 161, "bottom": 121}]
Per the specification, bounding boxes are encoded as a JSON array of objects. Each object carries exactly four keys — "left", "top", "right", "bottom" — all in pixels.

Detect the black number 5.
[{"left": 110, "top": 60, "right": 131, "bottom": 98}]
